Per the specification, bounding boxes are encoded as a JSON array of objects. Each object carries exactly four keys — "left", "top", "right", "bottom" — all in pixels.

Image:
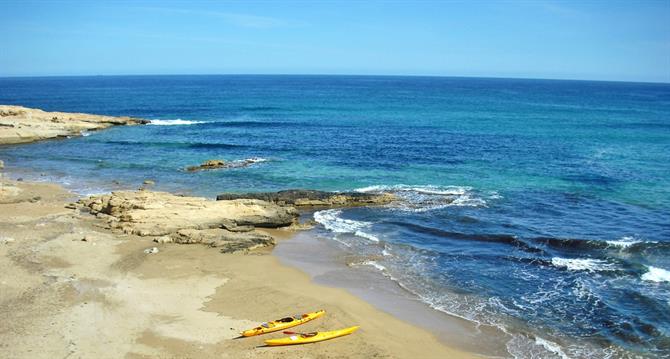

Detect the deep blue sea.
[{"left": 1, "top": 75, "right": 669, "bottom": 358}]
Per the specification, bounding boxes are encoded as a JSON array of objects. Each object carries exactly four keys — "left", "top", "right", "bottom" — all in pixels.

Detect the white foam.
[
  {"left": 313, "top": 209, "right": 379, "bottom": 242},
  {"left": 359, "top": 260, "right": 387, "bottom": 272},
  {"left": 551, "top": 257, "right": 617, "bottom": 272},
  {"left": 355, "top": 184, "right": 470, "bottom": 196},
  {"left": 606, "top": 236, "right": 642, "bottom": 249},
  {"left": 641, "top": 266, "right": 670, "bottom": 283},
  {"left": 240, "top": 157, "right": 268, "bottom": 163},
  {"left": 355, "top": 184, "right": 488, "bottom": 212},
  {"left": 148, "top": 119, "right": 205, "bottom": 126},
  {"left": 354, "top": 230, "right": 380, "bottom": 242},
  {"left": 534, "top": 336, "right": 571, "bottom": 359}
]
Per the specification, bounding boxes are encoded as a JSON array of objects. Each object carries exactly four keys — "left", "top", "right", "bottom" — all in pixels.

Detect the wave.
[
  {"left": 533, "top": 235, "right": 665, "bottom": 255},
  {"left": 641, "top": 266, "right": 670, "bottom": 283},
  {"left": 313, "top": 209, "right": 379, "bottom": 242},
  {"left": 104, "top": 140, "right": 245, "bottom": 149},
  {"left": 148, "top": 119, "right": 206, "bottom": 126},
  {"left": 606, "top": 236, "right": 643, "bottom": 249},
  {"left": 385, "top": 221, "right": 544, "bottom": 253},
  {"left": 355, "top": 184, "right": 491, "bottom": 212},
  {"left": 551, "top": 257, "right": 617, "bottom": 272},
  {"left": 203, "top": 120, "right": 311, "bottom": 128}
]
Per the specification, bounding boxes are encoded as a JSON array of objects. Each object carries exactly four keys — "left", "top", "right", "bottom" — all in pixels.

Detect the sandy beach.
[
  {"left": 0, "top": 106, "right": 478, "bottom": 358},
  {"left": 0, "top": 177, "right": 478, "bottom": 358}
]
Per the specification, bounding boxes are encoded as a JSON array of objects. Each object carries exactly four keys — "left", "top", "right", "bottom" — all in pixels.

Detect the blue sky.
[{"left": 1, "top": 0, "right": 668, "bottom": 82}]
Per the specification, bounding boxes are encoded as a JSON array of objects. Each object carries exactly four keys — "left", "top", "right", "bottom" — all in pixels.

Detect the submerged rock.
[
  {"left": 216, "top": 189, "right": 396, "bottom": 207},
  {"left": 186, "top": 158, "right": 267, "bottom": 172},
  {"left": 187, "top": 159, "right": 226, "bottom": 172}
]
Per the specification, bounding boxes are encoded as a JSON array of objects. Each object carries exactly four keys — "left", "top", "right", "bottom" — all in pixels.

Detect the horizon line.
[{"left": 0, "top": 73, "right": 668, "bottom": 85}]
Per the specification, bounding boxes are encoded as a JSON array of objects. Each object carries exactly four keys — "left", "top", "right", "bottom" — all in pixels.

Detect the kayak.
[
  {"left": 264, "top": 326, "right": 359, "bottom": 346},
  {"left": 241, "top": 309, "right": 325, "bottom": 337}
]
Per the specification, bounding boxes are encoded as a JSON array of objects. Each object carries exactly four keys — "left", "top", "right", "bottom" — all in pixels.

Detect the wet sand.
[{"left": 0, "top": 177, "right": 480, "bottom": 358}]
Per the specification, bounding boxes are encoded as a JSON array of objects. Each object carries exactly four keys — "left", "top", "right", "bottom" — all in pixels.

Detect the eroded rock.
[
  {"left": 186, "top": 158, "right": 267, "bottom": 172},
  {"left": 75, "top": 190, "right": 297, "bottom": 252},
  {"left": 170, "top": 228, "right": 275, "bottom": 253},
  {"left": 0, "top": 105, "right": 148, "bottom": 145},
  {"left": 216, "top": 189, "right": 396, "bottom": 207}
]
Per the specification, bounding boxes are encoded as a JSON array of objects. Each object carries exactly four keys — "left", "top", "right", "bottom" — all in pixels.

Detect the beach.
[{"left": 0, "top": 107, "right": 477, "bottom": 358}]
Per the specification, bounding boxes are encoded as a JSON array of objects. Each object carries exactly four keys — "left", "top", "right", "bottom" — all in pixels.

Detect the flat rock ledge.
[
  {"left": 0, "top": 105, "right": 149, "bottom": 145},
  {"left": 74, "top": 190, "right": 298, "bottom": 253},
  {"left": 216, "top": 189, "right": 396, "bottom": 207}
]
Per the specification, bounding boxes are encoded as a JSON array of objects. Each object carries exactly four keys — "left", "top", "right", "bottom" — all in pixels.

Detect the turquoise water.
[{"left": 1, "top": 75, "right": 669, "bottom": 357}]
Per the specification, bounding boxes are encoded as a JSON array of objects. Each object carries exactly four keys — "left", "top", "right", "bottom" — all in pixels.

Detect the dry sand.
[{"left": 0, "top": 178, "right": 479, "bottom": 359}]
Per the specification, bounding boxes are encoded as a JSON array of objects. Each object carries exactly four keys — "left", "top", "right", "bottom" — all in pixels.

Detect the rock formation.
[
  {"left": 216, "top": 189, "right": 396, "bottom": 207},
  {"left": 186, "top": 158, "right": 267, "bottom": 172},
  {"left": 75, "top": 190, "right": 298, "bottom": 252},
  {"left": 0, "top": 105, "right": 149, "bottom": 145}
]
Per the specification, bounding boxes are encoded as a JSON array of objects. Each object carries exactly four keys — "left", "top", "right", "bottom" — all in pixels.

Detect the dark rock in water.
[
  {"left": 186, "top": 158, "right": 267, "bottom": 172},
  {"left": 187, "top": 159, "right": 226, "bottom": 172},
  {"left": 216, "top": 189, "right": 396, "bottom": 207}
]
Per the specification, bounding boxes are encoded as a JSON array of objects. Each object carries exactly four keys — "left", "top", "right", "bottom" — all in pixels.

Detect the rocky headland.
[{"left": 0, "top": 105, "right": 148, "bottom": 145}]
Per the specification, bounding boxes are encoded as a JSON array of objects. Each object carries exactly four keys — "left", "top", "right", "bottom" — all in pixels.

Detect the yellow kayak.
[
  {"left": 264, "top": 326, "right": 359, "bottom": 346},
  {"left": 241, "top": 310, "right": 325, "bottom": 337}
]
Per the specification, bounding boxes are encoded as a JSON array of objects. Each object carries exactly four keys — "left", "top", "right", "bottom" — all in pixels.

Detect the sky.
[{"left": 1, "top": 0, "right": 669, "bottom": 82}]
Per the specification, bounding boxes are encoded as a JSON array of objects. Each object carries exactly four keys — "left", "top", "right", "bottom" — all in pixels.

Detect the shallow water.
[{"left": 1, "top": 75, "right": 669, "bottom": 357}]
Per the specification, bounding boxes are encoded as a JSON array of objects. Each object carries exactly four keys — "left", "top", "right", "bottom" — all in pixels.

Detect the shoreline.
[
  {"left": 0, "top": 173, "right": 480, "bottom": 358},
  {"left": 273, "top": 229, "right": 512, "bottom": 357}
]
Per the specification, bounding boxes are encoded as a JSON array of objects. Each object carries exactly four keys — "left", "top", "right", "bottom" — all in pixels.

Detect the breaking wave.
[
  {"left": 642, "top": 266, "right": 670, "bottom": 283},
  {"left": 550, "top": 257, "right": 617, "bottom": 272},
  {"left": 313, "top": 209, "right": 379, "bottom": 242},
  {"left": 355, "top": 184, "right": 493, "bottom": 212},
  {"left": 148, "top": 119, "right": 206, "bottom": 126}
]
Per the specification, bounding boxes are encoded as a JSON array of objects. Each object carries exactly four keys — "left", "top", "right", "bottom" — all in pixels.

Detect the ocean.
[{"left": 1, "top": 75, "right": 668, "bottom": 358}]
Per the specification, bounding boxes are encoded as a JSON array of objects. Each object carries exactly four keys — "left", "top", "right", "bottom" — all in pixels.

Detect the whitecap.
[
  {"left": 641, "top": 266, "right": 670, "bottom": 283},
  {"left": 606, "top": 236, "right": 642, "bottom": 249},
  {"left": 551, "top": 257, "right": 617, "bottom": 272},
  {"left": 241, "top": 157, "right": 268, "bottom": 163},
  {"left": 148, "top": 119, "right": 205, "bottom": 126}
]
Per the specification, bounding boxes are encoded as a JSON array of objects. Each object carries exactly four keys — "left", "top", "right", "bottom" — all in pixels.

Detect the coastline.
[
  {"left": 0, "top": 174, "right": 479, "bottom": 358},
  {"left": 273, "top": 230, "right": 512, "bottom": 357}
]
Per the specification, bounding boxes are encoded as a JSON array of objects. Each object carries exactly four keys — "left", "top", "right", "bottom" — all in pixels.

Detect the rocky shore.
[
  {"left": 74, "top": 190, "right": 299, "bottom": 253},
  {"left": 216, "top": 189, "right": 396, "bottom": 207},
  {"left": 0, "top": 105, "right": 148, "bottom": 145}
]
